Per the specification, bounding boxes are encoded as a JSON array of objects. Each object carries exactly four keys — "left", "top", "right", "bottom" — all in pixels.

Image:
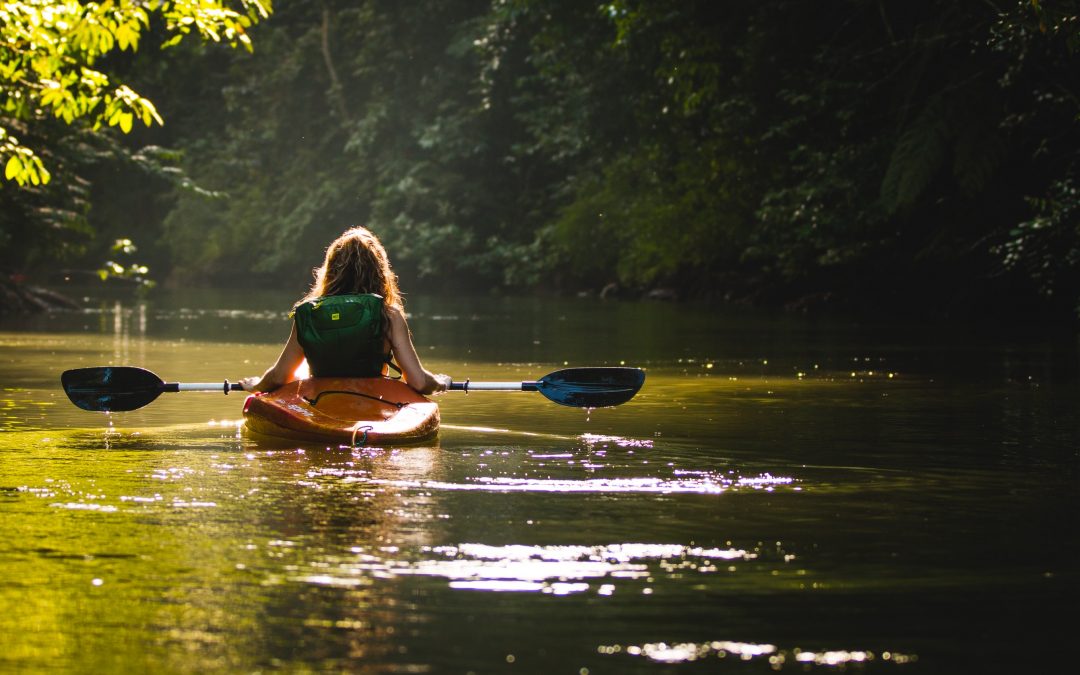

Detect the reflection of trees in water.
[{"left": 251, "top": 446, "right": 441, "bottom": 670}]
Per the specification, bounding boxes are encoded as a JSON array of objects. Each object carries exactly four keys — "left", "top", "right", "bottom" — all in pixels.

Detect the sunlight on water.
[
  {"left": 361, "top": 474, "right": 794, "bottom": 493},
  {"left": 579, "top": 433, "right": 654, "bottom": 448},
  {"left": 289, "top": 542, "right": 768, "bottom": 595},
  {"left": 314, "top": 465, "right": 795, "bottom": 494},
  {"left": 599, "top": 640, "right": 919, "bottom": 668}
]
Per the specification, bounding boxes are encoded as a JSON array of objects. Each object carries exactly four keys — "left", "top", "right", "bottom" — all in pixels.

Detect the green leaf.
[
  {"left": 4, "top": 155, "right": 20, "bottom": 180},
  {"left": 138, "top": 97, "right": 163, "bottom": 126}
]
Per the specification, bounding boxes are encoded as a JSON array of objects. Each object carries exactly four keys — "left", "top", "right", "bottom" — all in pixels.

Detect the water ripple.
[
  {"left": 600, "top": 640, "right": 918, "bottom": 669},
  {"left": 289, "top": 542, "right": 768, "bottom": 594},
  {"left": 350, "top": 472, "right": 794, "bottom": 494}
]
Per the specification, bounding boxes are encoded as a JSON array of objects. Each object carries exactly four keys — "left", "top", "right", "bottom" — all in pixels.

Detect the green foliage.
[
  {"left": 159, "top": 0, "right": 550, "bottom": 289},
  {"left": 0, "top": 0, "right": 271, "bottom": 275},
  {"left": 1, "top": 127, "right": 50, "bottom": 186},
  {"left": 535, "top": 0, "right": 1080, "bottom": 311},
  {"left": 996, "top": 177, "right": 1080, "bottom": 302},
  {"left": 5, "top": 0, "right": 1080, "bottom": 320},
  {"left": 97, "top": 238, "right": 155, "bottom": 288},
  {"left": 555, "top": 142, "right": 748, "bottom": 291},
  {"left": 0, "top": 0, "right": 271, "bottom": 184}
]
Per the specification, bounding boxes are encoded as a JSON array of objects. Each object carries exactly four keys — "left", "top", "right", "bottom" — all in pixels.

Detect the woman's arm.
[
  {"left": 387, "top": 306, "right": 450, "bottom": 395},
  {"left": 239, "top": 323, "right": 306, "bottom": 392}
]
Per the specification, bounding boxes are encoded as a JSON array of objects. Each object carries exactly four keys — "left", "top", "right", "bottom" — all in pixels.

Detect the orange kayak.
[{"left": 242, "top": 377, "right": 439, "bottom": 445}]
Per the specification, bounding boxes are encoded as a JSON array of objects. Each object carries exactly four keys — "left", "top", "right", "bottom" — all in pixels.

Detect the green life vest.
[{"left": 293, "top": 294, "right": 389, "bottom": 378}]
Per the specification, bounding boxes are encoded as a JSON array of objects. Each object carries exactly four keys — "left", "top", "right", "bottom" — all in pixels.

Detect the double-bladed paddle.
[{"left": 60, "top": 366, "right": 645, "bottom": 412}]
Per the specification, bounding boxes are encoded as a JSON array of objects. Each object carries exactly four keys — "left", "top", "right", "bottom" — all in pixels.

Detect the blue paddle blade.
[
  {"left": 61, "top": 366, "right": 167, "bottom": 412},
  {"left": 535, "top": 367, "right": 645, "bottom": 408}
]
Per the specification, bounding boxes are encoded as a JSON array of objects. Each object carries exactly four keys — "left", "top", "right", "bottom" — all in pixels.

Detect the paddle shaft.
[
  {"left": 62, "top": 366, "right": 643, "bottom": 411},
  {"left": 173, "top": 382, "right": 246, "bottom": 393},
  {"left": 187, "top": 381, "right": 531, "bottom": 393},
  {"left": 449, "top": 381, "right": 539, "bottom": 392}
]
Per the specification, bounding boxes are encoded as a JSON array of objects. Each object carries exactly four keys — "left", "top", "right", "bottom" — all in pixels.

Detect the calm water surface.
[{"left": 0, "top": 288, "right": 1077, "bottom": 673}]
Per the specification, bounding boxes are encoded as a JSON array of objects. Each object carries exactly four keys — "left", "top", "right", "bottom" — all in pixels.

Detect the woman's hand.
[
  {"left": 239, "top": 376, "right": 263, "bottom": 392},
  {"left": 430, "top": 373, "right": 452, "bottom": 393}
]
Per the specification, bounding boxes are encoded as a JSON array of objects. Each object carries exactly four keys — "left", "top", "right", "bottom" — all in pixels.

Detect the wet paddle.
[
  {"left": 449, "top": 367, "right": 646, "bottom": 408},
  {"left": 61, "top": 366, "right": 244, "bottom": 412},
  {"left": 61, "top": 365, "right": 646, "bottom": 412}
]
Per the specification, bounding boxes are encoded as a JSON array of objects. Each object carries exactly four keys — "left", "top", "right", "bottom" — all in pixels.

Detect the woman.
[{"left": 239, "top": 227, "right": 450, "bottom": 395}]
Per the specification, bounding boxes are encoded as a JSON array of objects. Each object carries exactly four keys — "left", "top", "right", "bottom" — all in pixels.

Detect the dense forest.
[{"left": 2, "top": 0, "right": 1079, "bottom": 320}]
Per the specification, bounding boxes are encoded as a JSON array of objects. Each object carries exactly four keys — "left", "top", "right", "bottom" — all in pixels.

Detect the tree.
[
  {"left": 0, "top": 0, "right": 271, "bottom": 276},
  {"left": 489, "top": 0, "right": 1080, "bottom": 315},
  {"left": 158, "top": 0, "right": 517, "bottom": 289},
  {"left": 1, "top": 0, "right": 271, "bottom": 185},
  {"left": 12, "top": 0, "right": 1075, "bottom": 321}
]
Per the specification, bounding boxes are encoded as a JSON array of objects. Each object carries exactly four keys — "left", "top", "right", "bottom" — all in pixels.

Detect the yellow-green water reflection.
[{"left": 0, "top": 292, "right": 1077, "bottom": 672}]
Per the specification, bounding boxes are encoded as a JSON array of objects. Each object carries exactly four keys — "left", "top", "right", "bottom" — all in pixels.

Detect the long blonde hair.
[{"left": 298, "top": 227, "right": 403, "bottom": 310}]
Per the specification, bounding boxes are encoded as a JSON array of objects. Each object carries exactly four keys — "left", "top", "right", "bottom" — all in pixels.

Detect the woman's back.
[{"left": 293, "top": 293, "right": 389, "bottom": 378}]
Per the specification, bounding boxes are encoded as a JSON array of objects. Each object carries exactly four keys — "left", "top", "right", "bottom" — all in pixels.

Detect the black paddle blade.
[
  {"left": 61, "top": 367, "right": 166, "bottom": 412},
  {"left": 536, "top": 367, "right": 646, "bottom": 408}
]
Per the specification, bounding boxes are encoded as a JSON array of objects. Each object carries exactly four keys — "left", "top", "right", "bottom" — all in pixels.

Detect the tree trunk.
[{"left": 320, "top": 4, "right": 349, "bottom": 123}]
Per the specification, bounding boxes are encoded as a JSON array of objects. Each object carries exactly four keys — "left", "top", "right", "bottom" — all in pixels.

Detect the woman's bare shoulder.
[
  {"left": 384, "top": 304, "right": 409, "bottom": 334},
  {"left": 385, "top": 304, "right": 407, "bottom": 322}
]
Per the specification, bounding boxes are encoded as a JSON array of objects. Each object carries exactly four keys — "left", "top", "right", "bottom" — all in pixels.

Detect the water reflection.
[
  {"left": 358, "top": 473, "right": 794, "bottom": 494},
  {"left": 291, "top": 542, "right": 761, "bottom": 593},
  {"left": 604, "top": 640, "right": 918, "bottom": 667},
  {"left": 1, "top": 427, "right": 450, "bottom": 670},
  {"left": 0, "top": 290, "right": 1077, "bottom": 672}
]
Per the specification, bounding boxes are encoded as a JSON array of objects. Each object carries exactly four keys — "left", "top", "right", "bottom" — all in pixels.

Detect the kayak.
[{"left": 242, "top": 377, "right": 439, "bottom": 445}]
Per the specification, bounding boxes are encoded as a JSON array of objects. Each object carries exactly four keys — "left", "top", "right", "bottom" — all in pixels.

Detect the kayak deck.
[{"left": 243, "top": 377, "right": 439, "bottom": 445}]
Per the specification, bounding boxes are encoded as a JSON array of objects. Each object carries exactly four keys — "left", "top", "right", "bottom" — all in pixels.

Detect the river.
[{"left": 0, "top": 287, "right": 1077, "bottom": 673}]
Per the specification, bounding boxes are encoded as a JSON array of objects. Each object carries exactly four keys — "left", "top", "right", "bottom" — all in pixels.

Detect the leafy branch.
[{"left": 0, "top": 0, "right": 272, "bottom": 186}]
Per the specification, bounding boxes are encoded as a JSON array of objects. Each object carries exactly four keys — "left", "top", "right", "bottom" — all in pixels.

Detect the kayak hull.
[{"left": 243, "top": 377, "right": 439, "bottom": 445}]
